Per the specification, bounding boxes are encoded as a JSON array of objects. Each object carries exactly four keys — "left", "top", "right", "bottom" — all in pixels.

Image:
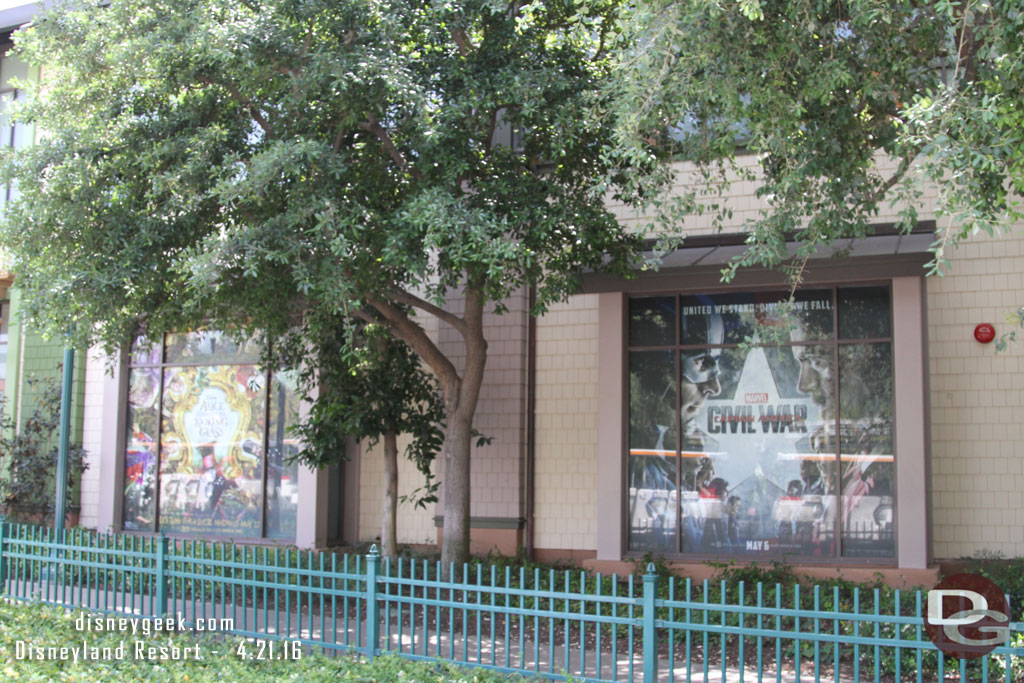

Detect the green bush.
[{"left": 0, "top": 374, "right": 88, "bottom": 523}]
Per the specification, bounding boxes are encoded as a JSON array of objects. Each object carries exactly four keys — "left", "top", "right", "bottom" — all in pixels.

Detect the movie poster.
[
  {"left": 628, "top": 288, "right": 894, "bottom": 558},
  {"left": 124, "top": 366, "right": 160, "bottom": 532},
  {"left": 157, "top": 364, "right": 266, "bottom": 536}
]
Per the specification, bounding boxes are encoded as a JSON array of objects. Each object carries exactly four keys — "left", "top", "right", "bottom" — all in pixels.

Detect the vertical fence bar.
[
  {"left": 581, "top": 570, "right": 588, "bottom": 679},
  {"left": 794, "top": 584, "right": 802, "bottom": 683},
  {"left": 490, "top": 565, "right": 497, "bottom": 668},
  {"left": 833, "top": 586, "right": 840, "bottom": 683},
  {"left": 915, "top": 591, "right": 923, "bottom": 683},
  {"left": 596, "top": 574, "right": 604, "bottom": 680},
  {"left": 667, "top": 576, "right": 675, "bottom": 683},
  {"left": 384, "top": 557, "right": 392, "bottom": 655},
  {"left": 873, "top": 588, "right": 881, "bottom": 683},
  {"left": 643, "top": 563, "right": 658, "bottom": 683},
  {"left": 720, "top": 579, "right": 727, "bottom": 683},
  {"left": 463, "top": 563, "right": 470, "bottom": 663},
  {"left": 0, "top": 517, "right": 6, "bottom": 591},
  {"left": 757, "top": 583, "right": 764, "bottom": 683},
  {"left": 739, "top": 581, "right": 746, "bottom": 682},
  {"left": 628, "top": 573, "right": 636, "bottom": 681},
  {"left": 813, "top": 585, "right": 820, "bottom": 683},
  {"left": 548, "top": 568, "right": 555, "bottom": 674},
  {"left": 365, "top": 545, "right": 380, "bottom": 660},
  {"left": 686, "top": 579, "right": 693, "bottom": 683},
  {"left": 563, "top": 569, "right": 570, "bottom": 675},
  {"left": 704, "top": 579, "right": 711, "bottom": 683},
  {"left": 853, "top": 586, "right": 861, "bottom": 683},
  {"left": 893, "top": 589, "right": 901, "bottom": 683},
  {"left": 775, "top": 584, "right": 782, "bottom": 683},
  {"left": 504, "top": 566, "right": 511, "bottom": 670},
  {"left": 611, "top": 573, "right": 619, "bottom": 682},
  {"left": 155, "top": 533, "right": 168, "bottom": 618}
]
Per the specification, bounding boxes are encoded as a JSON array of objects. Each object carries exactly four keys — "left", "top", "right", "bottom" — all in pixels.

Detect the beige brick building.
[
  {"left": 4, "top": 0, "right": 1015, "bottom": 578},
  {"left": 67, "top": 153, "right": 1024, "bottom": 584}
]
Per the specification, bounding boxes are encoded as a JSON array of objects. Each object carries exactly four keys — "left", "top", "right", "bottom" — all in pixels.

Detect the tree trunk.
[
  {"left": 440, "top": 408, "right": 473, "bottom": 576},
  {"left": 367, "top": 285, "right": 487, "bottom": 578},
  {"left": 439, "top": 287, "right": 488, "bottom": 577},
  {"left": 380, "top": 431, "right": 399, "bottom": 558}
]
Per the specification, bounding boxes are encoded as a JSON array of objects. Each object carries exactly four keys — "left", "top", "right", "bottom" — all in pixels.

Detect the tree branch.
[
  {"left": 451, "top": 27, "right": 474, "bottom": 55},
  {"left": 862, "top": 149, "right": 918, "bottom": 208},
  {"left": 455, "top": 284, "right": 488, "bottom": 422},
  {"left": 366, "top": 295, "right": 459, "bottom": 399},
  {"left": 333, "top": 109, "right": 351, "bottom": 152},
  {"left": 198, "top": 75, "right": 273, "bottom": 138},
  {"left": 387, "top": 289, "right": 470, "bottom": 338},
  {"left": 357, "top": 117, "right": 423, "bottom": 180}
]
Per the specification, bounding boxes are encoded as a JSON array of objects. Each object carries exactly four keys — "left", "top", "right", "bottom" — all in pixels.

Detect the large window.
[
  {"left": 1, "top": 42, "right": 30, "bottom": 209},
  {"left": 123, "top": 331, "right": 299, "bottom": 540},
  {"left": 627, "top": 286, "right": 894, "bottom": 560}
]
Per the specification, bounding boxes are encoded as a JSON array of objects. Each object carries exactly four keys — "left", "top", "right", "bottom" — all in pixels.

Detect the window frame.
[
  {"left": 121, "top": 331, "right": 299, "bottom": 541},
  {"left": 624, "top": 281, "right": 899, "bottom": 564}
]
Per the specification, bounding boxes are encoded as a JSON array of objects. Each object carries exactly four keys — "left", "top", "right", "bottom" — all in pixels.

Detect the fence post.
[
  {"left": 365, "top": 545, "right": 380, "bottom": 660},
  {"left": 643, "top": 562, "right": 658, "bottom": 683},
  {"left": 155, "top": 532, "right": 168, "bottom": 618}
]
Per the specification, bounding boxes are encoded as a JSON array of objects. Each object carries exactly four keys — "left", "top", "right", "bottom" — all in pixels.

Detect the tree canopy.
[
  {"left": 608, "top": 0, "right": 1024, "bottom": 277},
  {"left": 0, "top": 0, "right": 653, "bottom": 567}
]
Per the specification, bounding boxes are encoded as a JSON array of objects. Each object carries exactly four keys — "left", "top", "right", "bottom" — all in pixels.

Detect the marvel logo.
[{"left": 744, "top": 393, "right": 768, "bottom": 404}]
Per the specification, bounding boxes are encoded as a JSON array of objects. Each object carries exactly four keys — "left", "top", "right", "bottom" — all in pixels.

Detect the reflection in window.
[
  {"left": 838, "top": 343, "right": 894, "bottom": 558},
  {"left": 627, "top": 287, "right": 894, "bottom": 560},
  {"left": 1, "top": 43, "right": 31, "bottom": 210},
  {"left": 123, "top": 332, "right": 298, "bottom": 540},
  {"left": 628, "top": 351, "right": 677, "bottom": 552}
]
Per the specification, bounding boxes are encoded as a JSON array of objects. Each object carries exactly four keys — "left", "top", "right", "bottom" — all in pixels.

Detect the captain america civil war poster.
[{"left": 627, "top": 288, "right": 895, "bottom": 559}]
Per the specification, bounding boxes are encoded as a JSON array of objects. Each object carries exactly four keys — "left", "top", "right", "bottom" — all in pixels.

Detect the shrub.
[{"left": 0, "top": 372, "right": 88, "bottom": 523}]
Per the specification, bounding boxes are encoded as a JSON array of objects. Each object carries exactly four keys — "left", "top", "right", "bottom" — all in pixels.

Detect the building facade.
[{"left": 3, "top": 3, "right": 1023, "bottom": 583}]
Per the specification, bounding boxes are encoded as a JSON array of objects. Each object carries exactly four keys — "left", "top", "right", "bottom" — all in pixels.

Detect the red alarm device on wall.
[{"left": 974, "top": 323, "right": 996, "bottom": 344}]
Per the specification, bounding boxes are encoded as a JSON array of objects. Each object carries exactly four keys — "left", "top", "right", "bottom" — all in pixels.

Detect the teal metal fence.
[{"left": 0, "top": 521, "right": 1022, "bottom": 682}]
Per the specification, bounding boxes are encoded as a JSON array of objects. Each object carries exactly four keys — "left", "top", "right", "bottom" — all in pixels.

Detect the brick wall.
[
  {"left": 926, "top": 230, "right": 1024, "bottom": 558},
  {"left": 357, "top": 434, "right": 438, "bottom": 544},
  {"left": 435, "top": 289, "right": 529, "bottom": 521},
  {"left": 534, "top": 155, "right": 1024, "bottom": 563},
  {"left": 532, "top": 295, "right": 600, "bottom": 551},
  {"left": 358, "top": 294, "right": 530, "bottom": 545}
]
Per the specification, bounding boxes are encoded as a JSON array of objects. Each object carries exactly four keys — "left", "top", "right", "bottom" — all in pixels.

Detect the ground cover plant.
[{"left": 0, "top": 600, "right": 539, "bottom": 682}]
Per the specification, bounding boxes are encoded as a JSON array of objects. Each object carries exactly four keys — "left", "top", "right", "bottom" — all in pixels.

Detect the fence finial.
[
  {"left": 369, "top": 544, "right": 379, "bottom": 557},
  {"left": 646, "top": 562, "right": 656, "bottom": 574}
]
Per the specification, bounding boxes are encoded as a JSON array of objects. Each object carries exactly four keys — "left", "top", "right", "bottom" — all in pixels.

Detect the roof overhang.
[
  {"left": 581, "top": 221, "right": 936, "bottom": 294},
  {"left": 0, "top": 1, "right": 52, "bottom": 36}
]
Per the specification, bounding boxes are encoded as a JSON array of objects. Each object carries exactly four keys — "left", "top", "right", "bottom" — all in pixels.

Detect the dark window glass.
[
  {"left": 629, "top": 297, "right": 675, "bottom": 346},
  {"left": 838, "top": 287, "right": 891, "bottom": 339},
  {"left": 628, "top": 350, "right": 676, "bottom": 552},
  {"left": 124, "top": 367, "right": 160, "bottom": 531},
  {"left": 838, "top": 343, "right": 895, "bottom": 558},
  {"left": 265, "top": 371, "right": 300, "bottom": 539}
]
